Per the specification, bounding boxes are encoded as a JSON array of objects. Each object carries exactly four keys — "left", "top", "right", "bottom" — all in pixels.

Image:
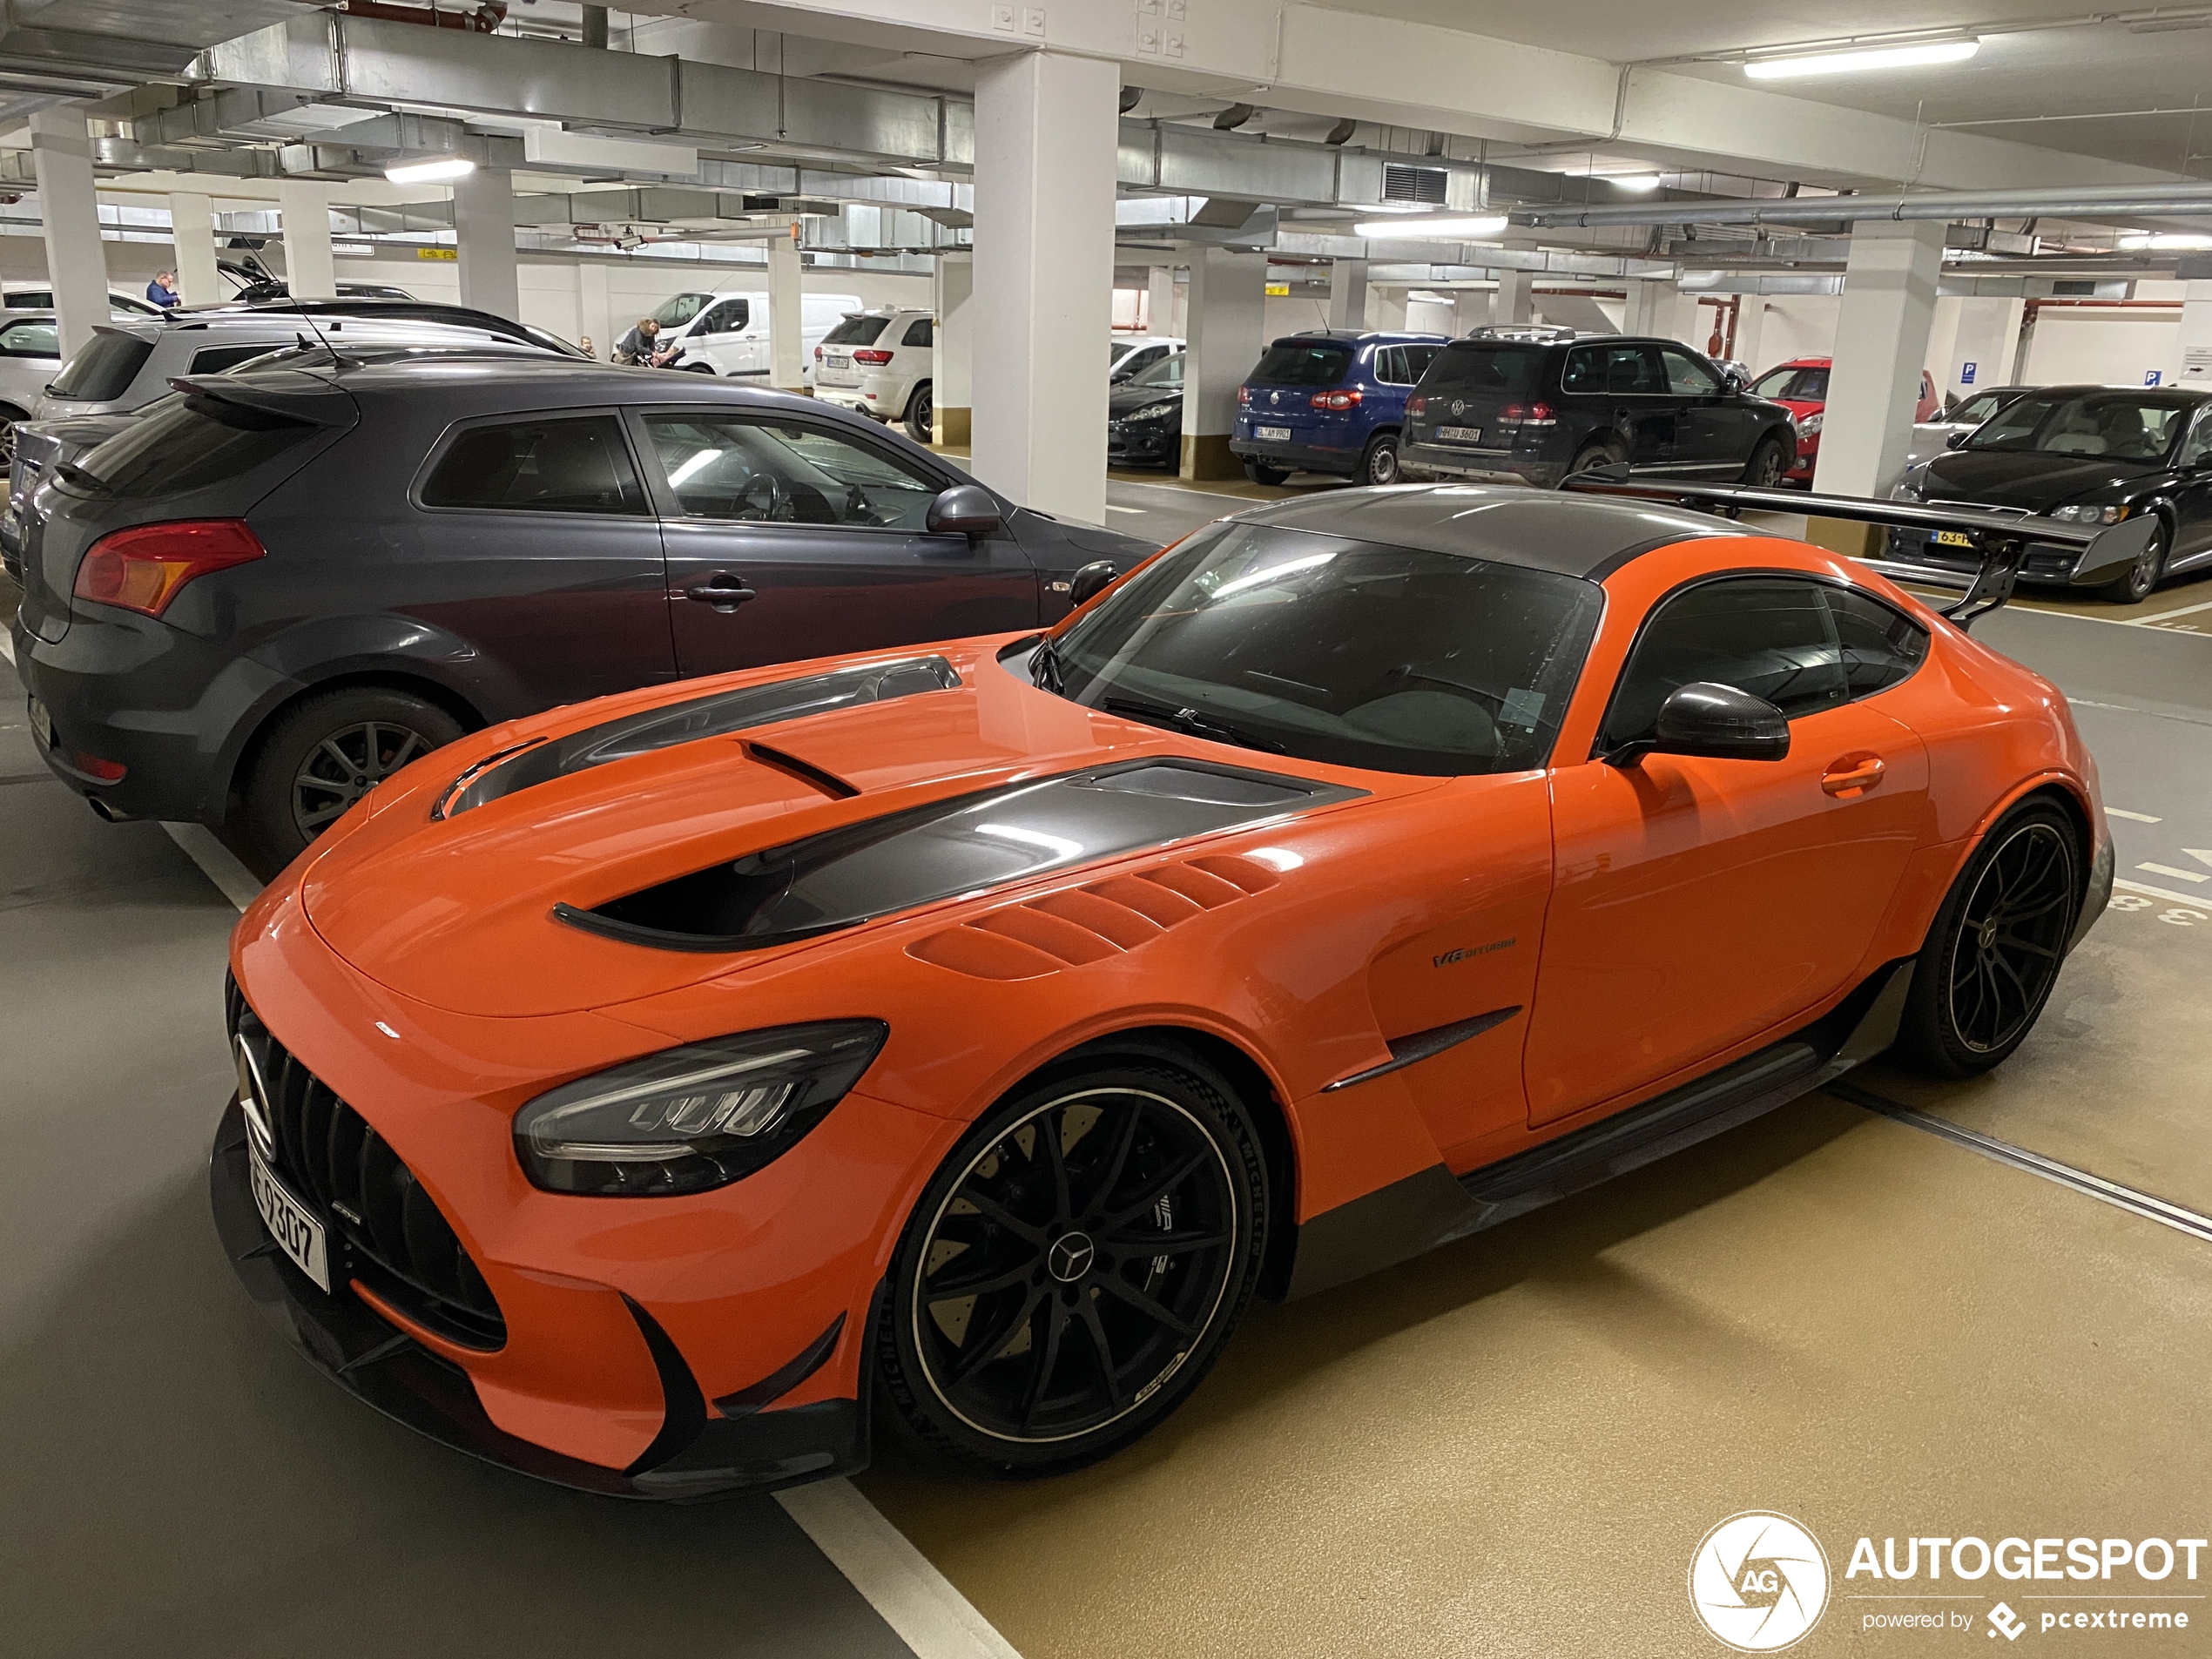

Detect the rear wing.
[{"left": 1561, "top": 469, "right": 2158, "bottom": 629}]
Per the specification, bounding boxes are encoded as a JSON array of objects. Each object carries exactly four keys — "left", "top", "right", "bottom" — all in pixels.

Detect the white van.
[{"left": 642, "top": 289, "right": 863, "bottom": 382}]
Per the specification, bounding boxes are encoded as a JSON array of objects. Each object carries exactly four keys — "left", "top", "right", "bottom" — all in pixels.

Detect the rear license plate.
[
  {"left": 1438, "top": 425, "right": 1483, "bottom": 442},
  {"left": 825, "top": 354, "right": 850, "bottom": 368},
  {"left": 27, "top": 697, "right": 51, "bottom": 750},
  {"left": 1255, "top": 425, "right": 1292, "bottom": 442},
  {"left": 1934, "top": 530, "right": 1973, "bottom": 548},
  {"left": 248, "top": 1137, "right": 330, "bottom": 1292}
]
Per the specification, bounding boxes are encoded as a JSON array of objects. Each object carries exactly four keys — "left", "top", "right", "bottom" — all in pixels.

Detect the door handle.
[
  {"left": 684, "top": 575, "right": 758, "bottom": 613},
  {"left": 1821, "top": 753, "right": 1886, "bottom": 797}
]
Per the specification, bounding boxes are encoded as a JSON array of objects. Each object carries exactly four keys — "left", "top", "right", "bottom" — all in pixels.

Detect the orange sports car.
[{"left": 213, "top": 482, "right": 2134, "bottom": 1498}]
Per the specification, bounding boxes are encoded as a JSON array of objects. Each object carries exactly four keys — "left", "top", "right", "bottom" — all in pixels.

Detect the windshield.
[
  {"left": 1966, "top": 390, "right": 2188, "bottom": 462},
  {"left": 1949, "top": 390, "right": 2020, "bottom": 427},
  {"left": 1751, "top": 365, "right": 1829, "bottom": 402},
  {"left": 1129, "top": 353, "right": 1184, "bottom": 388},
  {"left": 1045, "top": 523, "right": 1602, "bottom": 777},
  {"left": 47, "top": 330, "right": 153, "bottom": 401},
  {"left": 1250, "top": 341, "right": 1353, "bottom": 388}
]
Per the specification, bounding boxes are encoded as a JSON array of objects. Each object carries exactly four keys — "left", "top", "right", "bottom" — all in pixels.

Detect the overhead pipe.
[{"left": 1515, "top": 180, "right": 2212, "bottom": 231}]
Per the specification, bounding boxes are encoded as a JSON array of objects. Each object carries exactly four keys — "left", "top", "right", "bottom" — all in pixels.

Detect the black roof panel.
[{"left": 1228, "top": 483, "right": 1743, "bottom": 579}]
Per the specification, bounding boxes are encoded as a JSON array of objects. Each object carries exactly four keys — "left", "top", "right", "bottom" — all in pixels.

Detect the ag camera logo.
[{"left": 1690, "top": 1512, "right": 1831, "bottom": 1651}]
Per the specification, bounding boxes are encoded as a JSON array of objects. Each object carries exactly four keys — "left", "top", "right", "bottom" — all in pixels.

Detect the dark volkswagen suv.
[
  {"left": 1399, "top": 327, "right": 1797, "bottom": 489},
  {"left": 10, "top": 359, "right": 1149, "bottom": 867}
]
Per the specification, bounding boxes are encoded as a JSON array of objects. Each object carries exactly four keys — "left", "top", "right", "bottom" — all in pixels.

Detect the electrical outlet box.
[
  {"left": 1024, "top": 6, "right": 1045, "bottom": 35},
  {"left": 991, "top": 3, "right": 1015, "bottom": 30}
]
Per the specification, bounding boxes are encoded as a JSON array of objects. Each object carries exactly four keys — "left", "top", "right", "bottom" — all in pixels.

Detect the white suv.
[{"left": 814, "top": 307, "right": 934, "bottom": 440}]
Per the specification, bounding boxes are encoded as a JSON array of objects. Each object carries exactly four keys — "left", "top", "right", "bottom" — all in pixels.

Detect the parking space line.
[
  {"left": 2114, "top": 875, "right": 2212, "bottom": 907},
  {"left": 1829, "top": 1080, "right": 2212, "bottom": 1247},
  {"left": 2137, "top": 861, "right": 2210, "bottom": 883},
  {"left": 1103, "top": 504, "right": 1146, "bottom": 514},
  {"left": 2127, "top": 596, "right": 2212, "bottom": 625},
  {"left": 157, "top": 819, "right": 1025, "bottom": 1659},
  {"left": 2108, "top": 808, "right": 2164, "bottom": 823}
]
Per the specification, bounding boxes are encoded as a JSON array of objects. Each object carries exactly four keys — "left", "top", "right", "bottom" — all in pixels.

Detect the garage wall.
[{"left": 2020, "top": 308, "right": 2181, "bottom": 388}]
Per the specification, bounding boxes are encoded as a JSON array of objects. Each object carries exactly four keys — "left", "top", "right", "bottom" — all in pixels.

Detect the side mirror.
[
  {"left": 1627, "top": 681, "right": 1791, "bottom": 764},
  {"left": 1946, "top": 431, "right": 1971, "bottom": 450},
  {"left": 1068, "top": 559, "right": 1119, "bottom": 607},
  {"left": 1722, "top": 369, "right": 1748, "bottom": 395},
  {"left": 926, "top": 482, "right": 1002, "bottom": 537}
]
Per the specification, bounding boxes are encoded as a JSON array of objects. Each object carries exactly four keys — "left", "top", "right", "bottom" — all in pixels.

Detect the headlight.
[
  {"left": 1126, "top": 401, "right": 1177, "bottom": 422},
  {"left": 1797, "top": 412, "right": 1824, "bottom": 435},
  {"left": 2048, "top": 502, "right": 2129, "bottom": 524},
  {"left": 514, "top": 1021, "right": 887, "bottom": 1196}
]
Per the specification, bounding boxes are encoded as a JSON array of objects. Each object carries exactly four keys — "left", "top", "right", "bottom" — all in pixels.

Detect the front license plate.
[
  {"left": 27, "top": 697, "right": 51, "bottom": 750},
  {"left": 1934, "top": 529, "right": 1973, "bottom": 548},
  {"left": 248, "top": 1137, "right": 330, "bottom": 1292},
  {"left": 1255, "top": 425, "right": 1292, "bottom": 441},
  {"left": 1438, "top": 425, "right": 1483, "bottom": 442}
]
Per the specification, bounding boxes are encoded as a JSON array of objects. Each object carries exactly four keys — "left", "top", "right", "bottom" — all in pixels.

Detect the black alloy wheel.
[
  {"left": 0, "top": 403, "right": 24, "bottom": 469},
  {"left": 1896, "top": 802, "right": 2080, "bottom": 1077},
  {"left": 242, "top": 685, "right": 464, "bottom": 871},
  {"left": 1742, "top": 435, "right": 1790, "bottom": 488},
  {"left": 2098, "top": 516, "right": 2168, "bottom": 604},
  {"left": 1361, "top": 431, "right": 1401, "bottom": 486},
  {"left": 880, "top": 1059, "right": 1267, "bottom": 1474},
  {"left": 907, "top": 381, "right": 934, "bottom": 445}
]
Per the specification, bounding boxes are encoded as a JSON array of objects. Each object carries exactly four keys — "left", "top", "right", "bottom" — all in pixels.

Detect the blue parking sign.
[
  {"left": 2146, "top": 369, "right": 2163, "bottom": 386},
  {"left": 1960, "top": 361, "right": 1977, "bottom": 384}
]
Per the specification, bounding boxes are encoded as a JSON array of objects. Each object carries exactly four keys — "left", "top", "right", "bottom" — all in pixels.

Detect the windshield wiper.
[{"left": 1099, "top": 694, "right": 1285, "bottom": 753}]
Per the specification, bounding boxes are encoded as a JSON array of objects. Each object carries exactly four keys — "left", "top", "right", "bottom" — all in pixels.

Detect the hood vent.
[
  {"left": 436, "top": 655, "right": 960, "bottom": 819},
  {"left": 907, "top": 855, "right": 1281, "bottom": 981},
  {"left": 553, "top": 759, "right": 1354, "bottom": 956}
]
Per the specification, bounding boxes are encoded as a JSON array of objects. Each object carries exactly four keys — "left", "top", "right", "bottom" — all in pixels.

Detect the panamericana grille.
[{"left": 226, "top": 976, "right": 504, "bottom": 1350}]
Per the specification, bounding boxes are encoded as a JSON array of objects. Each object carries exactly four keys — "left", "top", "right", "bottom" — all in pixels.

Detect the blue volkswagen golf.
[{"left": 1229, "top": 329, "right": 1448, "bottom": 486}]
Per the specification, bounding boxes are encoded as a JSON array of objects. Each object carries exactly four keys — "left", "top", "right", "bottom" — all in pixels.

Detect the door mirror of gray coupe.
[
  {"left": 926, "top": 483, "right": 1002, "bottom": 537},
  {"left": 1618, "top": 681, "right": 1791, "bottom": 765},
  {"left": 1722, "top": 368, "right": 1749, "bottom": 395},
  {"left": 1946, "top": 430, "right": 1972, "bottom": 450},
  {"left": 1068, "top": 560, "right": 1120, "bottom": 607}
]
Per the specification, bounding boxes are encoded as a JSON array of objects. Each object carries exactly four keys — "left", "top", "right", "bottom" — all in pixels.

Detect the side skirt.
[{"left": 1281, "top": 960, "right": 1914, "bottom": 1300}]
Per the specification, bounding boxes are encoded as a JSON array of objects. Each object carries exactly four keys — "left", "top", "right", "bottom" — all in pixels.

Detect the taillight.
[
  {"left": 853, "top": 348, "right": 894, "bottom": 365},
  {"left": 1310, "top": 388, "right": 1363, "bottom": 411},
  {"left": 72, "top": 519, "right": 266, "bottom": 618},
  {"left": 1237, "top": 386, "right": 1251, "bottom": 405},
  {"left": 1407, "top": 395, "right": 1426, "bottom": 416},
  {"left": 1498, "top": 401, "right": 1557, "bottom": 428},
  {"left": 72, "top": 752, "right": 125, "bottom": 782},
  {"left": 813, "top": 345, "right": 823, "bottom": 360}
]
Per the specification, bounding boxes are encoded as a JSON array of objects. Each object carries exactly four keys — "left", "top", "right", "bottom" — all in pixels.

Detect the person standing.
[{"left": 145, "top": 269, "right": 180, "bottom": 309}]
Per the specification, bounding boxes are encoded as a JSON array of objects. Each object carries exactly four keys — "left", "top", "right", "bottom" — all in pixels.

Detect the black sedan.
[
  {"left": 10, "top": 359, "right": 1151, "bottom": 868},
  {"left": 1891, "top": 384, "right": 2212, "bottom": 602},
  {"left": 1105, "top": 350, "right": 1184, "bottom": 468}
]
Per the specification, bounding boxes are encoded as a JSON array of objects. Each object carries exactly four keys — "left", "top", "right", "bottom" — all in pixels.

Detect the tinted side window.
[
  {"left": 699, "top": 298, "right": 749, "bottom": 333},
  {"left": 1661, "top": 348, "right": 1721, "bottom": 397},
  {"left": 0, "top": 319, "right": 57, "bottom": 358},
  {"left": 1602, "top": 577, "right": 1846, "bottom": 747},
  {"left": 1372, "top": 346, "right": 1404, "bottom": 384},
  {"left": 421, "top": 416, "right": 644, "bottom": 515},
  {"left": 901, "top": 316, "right": 934, "bottom": 348},
  {"left": 644, "top": 413, "right": 941, "bottom": 529},
  {"left": 1824, "top": 587, "right": 1928, "bottom": 699},
  {"left": 191, "top": 344, "right": 285, "bottom": 374},
  {"left": 1563, "top": 345, "right": 1666, "bottom": 395},
  {"left": 1400, "top": 343, "right": 1440, "bottom": 381}
]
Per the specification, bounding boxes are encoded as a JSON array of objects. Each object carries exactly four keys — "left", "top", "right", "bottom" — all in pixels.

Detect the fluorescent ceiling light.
[
  {"left": 384, "top": 155, "right": 476, "bottom": 185},
  {"left": 1353, "top": 213, "right": 1509, "bottom": 240},
  {"left": 2119, "top": 232, "right": 2212, "bottom": 250},
  {"left": 1746, "top": 38, "right": 1978, "bottom": 78},
  {"left": 1603, "top": 172, "right": 1663, "bottom": 192}
]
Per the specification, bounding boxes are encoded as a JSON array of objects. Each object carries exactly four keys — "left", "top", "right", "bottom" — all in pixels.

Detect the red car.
[
  {"left": 212, "top": 484, "right": 2136, "bottom": 1497},
  {"left": 1751, "top": 358, "right": 1940, "bottom": 482}
]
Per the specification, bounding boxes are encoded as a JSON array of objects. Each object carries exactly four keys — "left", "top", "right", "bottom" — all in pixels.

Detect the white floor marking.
[
  {"left": 0, "top": 628, "right": 14, "bottom": 667},
  {"left": 2128, "top": 595, "right": 2212, "bottom": 625},
  {"left": 2188, "top": 848, "right": 2212, "bottom": 868},
  {"left": 1103, "top": 503, "right": 1146, "bottom": 515},
  {"left": 2136, "top": 861, "right": 2210, "bottom": 884},
  {"left": 777, "top": 1478, "right": 1025, "bottom": 1659},
  {"left": 158, "top": 813, "right": 1025, "bottom": 1659},
  {"left": 2107, "top": 808, "right": 2164, "bottom": 823},
  {"left": 2113, "top": 875, "right": 2212, "bottom": 907}
]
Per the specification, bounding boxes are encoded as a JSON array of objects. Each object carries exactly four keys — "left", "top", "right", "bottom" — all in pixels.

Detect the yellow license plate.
[{"left": 1934, "top": 530, "right": 1973, "bottom": 548}]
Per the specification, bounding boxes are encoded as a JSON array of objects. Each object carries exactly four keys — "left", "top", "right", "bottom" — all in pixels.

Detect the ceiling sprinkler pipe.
[{"left": 1514, "top": 181, "right": 2212, "bottom": 230}]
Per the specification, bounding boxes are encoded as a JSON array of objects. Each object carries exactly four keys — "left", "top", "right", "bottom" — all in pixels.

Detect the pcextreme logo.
[{"left": 1689, "top": 1512, "right": 1831, "bottom": 1652}]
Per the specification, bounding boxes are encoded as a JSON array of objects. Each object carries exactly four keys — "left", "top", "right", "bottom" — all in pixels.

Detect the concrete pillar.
[
  {"left": 1366, "top": 284, "right": 1406, "bottom": 331},
  {"left": 452, "top": 165, "right": 518, "bottom": 320},
  {"left": 1811, "top": 219, "right": 1946, "bottom": 520},
  {"left": 1326, "top": 258, "right": 1367, "bottom": 330},
  {"left": 279, "top": 179, "right": 336, "bottom": 301},
  {"left": 1494, "top": 264, "right": 1533, "bottom": 327},
  {"left": 577, "top": 260, "right": 610, "bottom": 359},
  {"left": 1731, "top": 296, "right": 1767, "bottom": 374},
  {"left": 1453, "top": 290, "right": 1491, "bottom": 334},
  {"left": 1622, "top": 280, "right": 1670, "bottom": 338},
  {"left": 167, "top": 192, "right": 220, "bottom": 308},
  {"left": 1180, "top": 246, "right": 1266, "bottom": 481},
  {"left": 972, "top": 48, "right": 1117, "bottom": 524},
  {"left": 1947, "top": 295, "right": 2027, "bottom": 397},
  {"left": 934, "top": 249, "right": 973, "bottom": 445},
  {"left": 768, "top": 226, "right": 804, "bottom": 389},
  {"left": 1146, "top": 264, "right": 1176, "bottom": 335},
  {"left": 30, "top": 106, "right": 107, "bottom": 360}
]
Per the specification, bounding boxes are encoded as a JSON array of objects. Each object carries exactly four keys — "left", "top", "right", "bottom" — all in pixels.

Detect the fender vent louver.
[{"left": 906, "top": 855, "right": 1281, "bottom": 981}]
